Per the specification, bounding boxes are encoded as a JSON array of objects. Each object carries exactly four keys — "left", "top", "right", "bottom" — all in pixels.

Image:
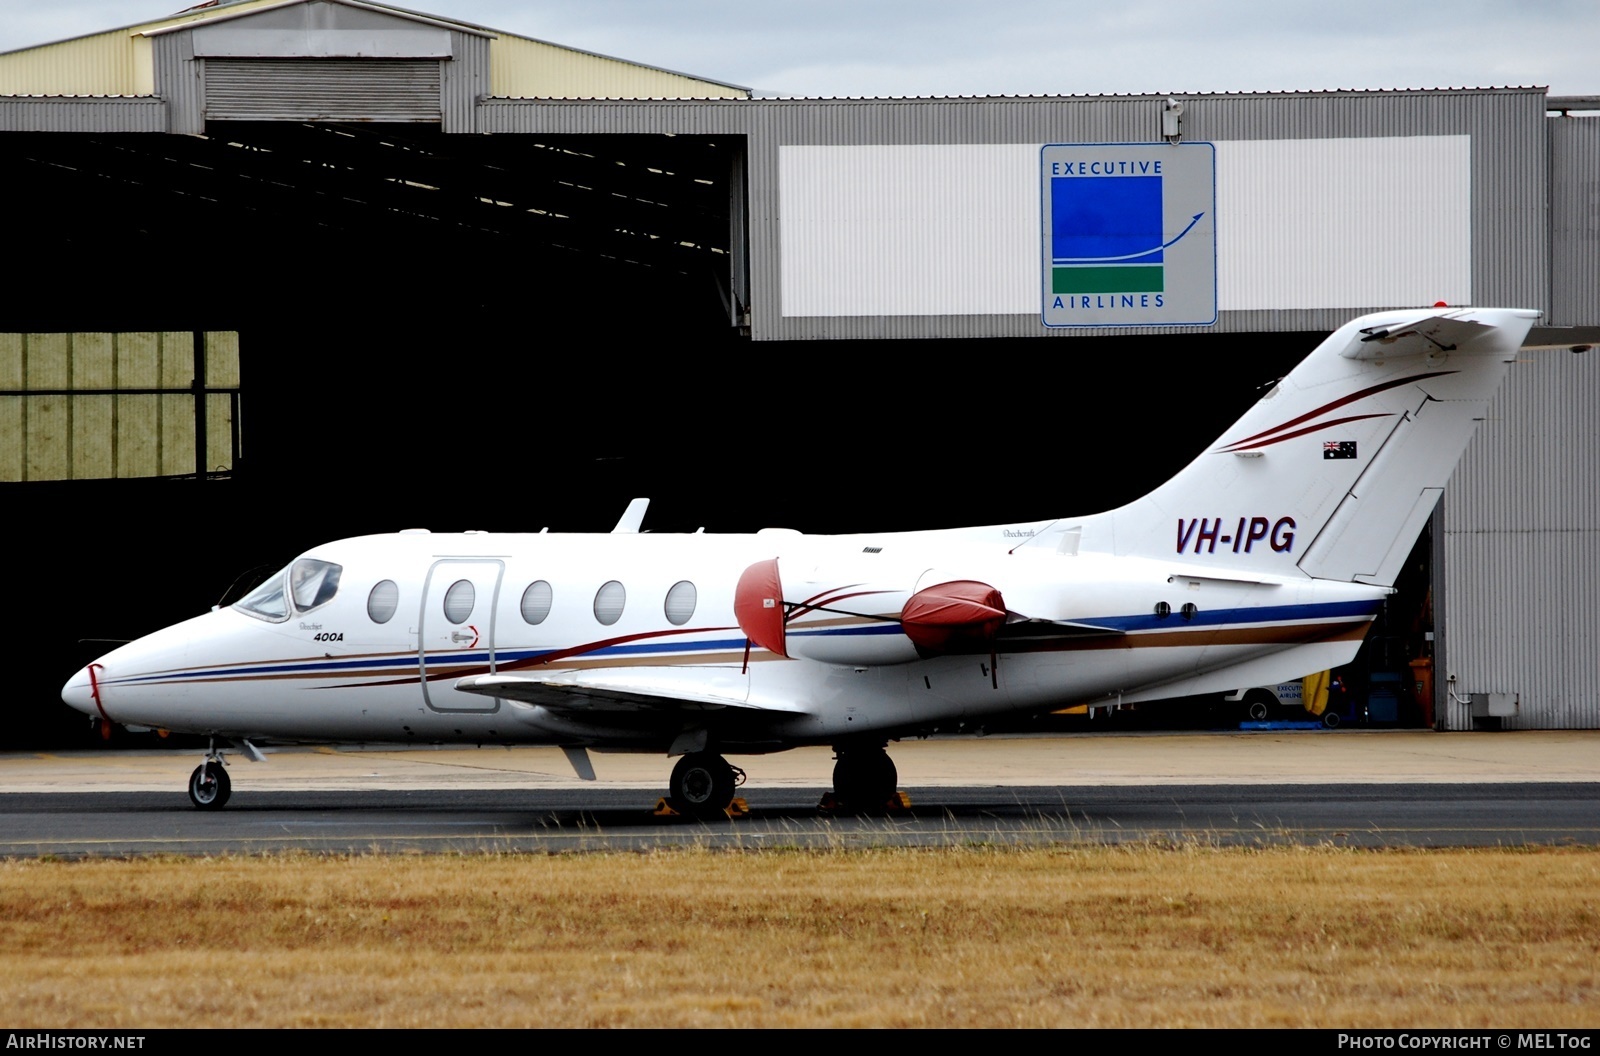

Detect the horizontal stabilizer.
[{"left": 1341, "top": 312, "right": 1503, "bottom": 360}]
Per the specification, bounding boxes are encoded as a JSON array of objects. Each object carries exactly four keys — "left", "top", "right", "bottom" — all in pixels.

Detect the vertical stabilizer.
[{"left": 1104, "top": 307, "right": 1539, "bottom": 585}]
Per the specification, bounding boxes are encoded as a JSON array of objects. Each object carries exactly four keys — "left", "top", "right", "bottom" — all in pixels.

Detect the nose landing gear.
[
  {"left": 187, "top": 741, "right": 232, "bottom": 810},
  {"left": 188, "top": 760, "right": 231, "bottom": 809}
]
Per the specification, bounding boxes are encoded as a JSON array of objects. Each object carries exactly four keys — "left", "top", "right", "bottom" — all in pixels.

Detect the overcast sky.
[{"left": 2, "top": 0, "right": 1596, "bottom": 99}]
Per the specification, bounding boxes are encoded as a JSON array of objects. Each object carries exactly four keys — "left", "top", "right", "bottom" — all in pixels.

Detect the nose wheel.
[{"left": 188, "top": 759, "right": 232, "bottom": 810}]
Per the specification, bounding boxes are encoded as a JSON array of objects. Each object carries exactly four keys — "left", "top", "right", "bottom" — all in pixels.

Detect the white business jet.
[{"left": 61, "top": 307, "right": 1542, "bottom": 817}]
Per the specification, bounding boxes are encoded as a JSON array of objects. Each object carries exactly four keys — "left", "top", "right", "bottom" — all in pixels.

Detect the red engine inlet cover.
[
  {"left": 900, "top": 580, "right": 1006, "bottom": 654},
  {"left": 734, "top": 558, "right": 787, "bottom": 658}
]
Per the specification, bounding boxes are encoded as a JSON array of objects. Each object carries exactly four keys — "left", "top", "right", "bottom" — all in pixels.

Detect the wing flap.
[
  {"left": 999, "top": 618, "right": 1126, "bottom": 641},
  {"left": 454, "top": 669, "right": 812, "bottom": 714}
]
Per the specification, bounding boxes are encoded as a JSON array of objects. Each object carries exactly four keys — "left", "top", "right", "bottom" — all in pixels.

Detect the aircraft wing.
[
  {"left": 453, "top": 670, "right": 813, "bottom": 713},
  {"left": 1000, "top": 618, "right": 1126, "bottom": 640}
]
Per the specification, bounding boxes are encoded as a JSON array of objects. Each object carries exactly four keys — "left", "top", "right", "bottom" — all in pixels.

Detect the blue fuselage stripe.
[
  {"left": 1092, "top": 599, "right": 1380, "bottom": 632},
  {"left": 109, "top": 599, "right": 1377, "bottom": 685}
]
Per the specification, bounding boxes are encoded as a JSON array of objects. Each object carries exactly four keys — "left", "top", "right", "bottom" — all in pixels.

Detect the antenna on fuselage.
[
  {"left": 1008, "top": 518, "right": 1061, "bottom": 554},
  {"left": 611, "top": 498, "right": 650, "bottom": 533}
]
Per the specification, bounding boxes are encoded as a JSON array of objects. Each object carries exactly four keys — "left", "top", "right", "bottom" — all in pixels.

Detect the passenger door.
[{"left": 419, "top": 558, "right": 504, "bottom": 712}]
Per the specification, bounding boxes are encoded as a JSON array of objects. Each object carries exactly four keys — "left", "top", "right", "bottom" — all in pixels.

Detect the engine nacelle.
[
  {"left": 900, "top": 580, "right": 1007, "bottom": 654},
  {"left": 734, "top": 558, "right": 1006, "bottom": 666}
]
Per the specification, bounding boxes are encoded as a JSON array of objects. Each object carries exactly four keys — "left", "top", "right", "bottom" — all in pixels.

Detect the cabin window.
[
  {"left": 593, "top": 581, "right": 625, "bottom": 626},
  {"left": 520, "top": 581, "right": 553, "bottom": 625},
  {"left": 664, "top": 581, "right": 697, "bottom": 625},
  {"left": 368, "top": 580, "right": 399, "bottom": 624},
  {"left": 234, "top": 566, "right": 291, "bottom": 622},
  {"left": 443, "top": 580, "right": 475, "bottom": 624},
  {"left": 290, "top": 559, "right": 342, "bottom": 612}
]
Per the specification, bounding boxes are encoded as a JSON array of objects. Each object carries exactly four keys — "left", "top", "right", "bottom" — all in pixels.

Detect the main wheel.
[
  {"left": 668, "top": 752, "right": 735, "bottom": 820},
  {"left": 1322, "top": 709, "right": 1342, "bottom": 728},
  {"left": 832, "top": 748, "right": 898, "bottom": 811},
  {"left": 188, "top": 762, "right": 231, "bottom": 810}
]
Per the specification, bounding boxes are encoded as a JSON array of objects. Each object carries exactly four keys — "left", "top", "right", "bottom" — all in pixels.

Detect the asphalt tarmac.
[
  {"left": 4, "top": 728, "right": 1596, "bottom": 793},
  {"left": 1, "top": 730, "right": 1596, "bottom": 855}
]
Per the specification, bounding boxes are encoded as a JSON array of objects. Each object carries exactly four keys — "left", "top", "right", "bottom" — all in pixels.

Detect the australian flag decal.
[{"left": 1323, "top": 440, "right": 1357, "bottom": 460}]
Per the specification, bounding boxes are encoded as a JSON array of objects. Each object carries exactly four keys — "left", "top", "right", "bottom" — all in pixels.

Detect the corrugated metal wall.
[
  {"left": 0, "top": 29, "right": 144, "bottom": 97},
  {"left": 1214, "top": 136, "right": 1472, "bottom": 310},
  {"left": 479, "top": 90, "right": 1550, "bottom": 342},
  {"left": 205, "top": 59, "right": 442, "bottom": 122},
  {"left": 775, "top": 135, "right": 1477, "bottom": 322},
  {"left": 0, "top": 2, "right": 744, "bottom": 107},
  {"left": 0, "top": 0, "right": 286, "bottom": 96},
  {"left": 1549, "top": 115, "right": 1600, "bottom": 327},
  {"left": 488, "top": 35, "right": 748, "bottom": 100},
  {"left": 1437, "top": 347, "right": 1600, "bottom": 729},
  {"left": 0, "top": 332, "right": 239, "bottom": 482},
  {"left": 442, "top": 31, "right": 489, "bottom": 133},
  {"left": 0, "top": 97, "right": 165, "bottom": 132},
  {"left": 762, "top": 92, "right": 1547, "bottom": 340},
  {"left": 152, "top": 31, "right": 198, "bottom": 135},
  {"left": 778, "top": 143, "right": 1040, "bottom": 318}
]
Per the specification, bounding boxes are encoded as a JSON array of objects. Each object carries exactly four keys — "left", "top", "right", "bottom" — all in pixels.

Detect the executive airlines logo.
[{"left": 1041, "top": 143, "right": 1216, "bottom": 328}]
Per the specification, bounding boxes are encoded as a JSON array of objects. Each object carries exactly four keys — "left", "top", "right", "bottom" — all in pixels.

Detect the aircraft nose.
[{"left": 61, "top": 665, "right": 103, "bottom": 718}]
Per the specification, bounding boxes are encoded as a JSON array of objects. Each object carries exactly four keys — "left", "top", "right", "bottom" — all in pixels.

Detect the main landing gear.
[
  {"left": 662, "top": 745, "right": 905, "bottom": 819},
  {"left": 828, "top": 744, "right": 901, "bottom": 813},
  {"left": 188, "top": 743, "right": 232, "bottom": 810},
  {"left": 666, "top": 752, "right": 746, "bottom": 820}
]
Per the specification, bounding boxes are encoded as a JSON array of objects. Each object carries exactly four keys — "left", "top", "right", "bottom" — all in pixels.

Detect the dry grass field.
[{"left": 2, "top": 844, "right": 1597, "bottom": 1028}]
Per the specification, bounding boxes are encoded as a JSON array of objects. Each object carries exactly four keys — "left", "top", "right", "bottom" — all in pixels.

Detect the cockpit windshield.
[
  {"left": 290, "top": 559, "right": 342, "bottom": 611},
  {"left": 234, "top": 559, "right": 343, "bottom": 622}
]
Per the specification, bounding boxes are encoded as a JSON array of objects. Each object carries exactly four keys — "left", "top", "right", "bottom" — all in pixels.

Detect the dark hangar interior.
[{"left": 4, "top": 119, "right": 1319, "bottom": 746}]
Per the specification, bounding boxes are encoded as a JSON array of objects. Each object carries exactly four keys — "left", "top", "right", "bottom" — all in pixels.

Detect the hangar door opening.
[{"left": 0, "top": 124, "right": 748, "bottom": 336}]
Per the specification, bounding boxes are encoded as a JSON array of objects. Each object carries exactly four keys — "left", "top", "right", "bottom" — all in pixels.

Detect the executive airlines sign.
[{"left": 1041, "top": 142, "right": 1216, "bottom": 328}]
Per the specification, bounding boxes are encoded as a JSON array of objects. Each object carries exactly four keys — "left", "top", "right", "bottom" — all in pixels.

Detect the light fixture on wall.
[{"left": 1162, "top": 97, "right": 1184, "bottom": 143}]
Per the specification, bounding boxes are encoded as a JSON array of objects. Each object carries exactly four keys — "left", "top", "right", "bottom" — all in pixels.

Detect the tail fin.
[{"left": 1103, "top": 307, "right": 1539, "bottom": 585}]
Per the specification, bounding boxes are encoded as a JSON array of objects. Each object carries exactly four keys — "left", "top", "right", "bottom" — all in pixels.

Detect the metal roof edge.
[
  {"left": 140, "top": 0, "right": 496, "bottom": 39},
  {"left": 2, "top": 0, "right": 747, "bottom": 97},
  {"left": 744, "top": 85, "right": 1552, "bottom": 102},
  {"left": 0, "top": 93, "right": 157, "bottom": 100},
  {"left": 486, "top": 95, "right": 753, "bottom": 104},
  {"left": 0, "top": 0, "right": 282, "bottom": 57},
  {"left": 489, "top": 31, "right": 751, "bottom": 96},
  {"left": 144, "top": 0, "right": 750, "bottom": 93},
  {"left": 1548, "top": 95, "right": 1600, "bottom": 113}
]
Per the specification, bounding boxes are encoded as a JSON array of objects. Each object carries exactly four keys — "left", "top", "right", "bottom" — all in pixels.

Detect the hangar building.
[{"left": 2, "top": 0, "right": 1595, "bottom": 736}]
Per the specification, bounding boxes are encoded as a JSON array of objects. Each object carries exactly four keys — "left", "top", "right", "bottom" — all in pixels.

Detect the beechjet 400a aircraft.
[{"left": 63, "top": 306, "right": 1544, "bottom": 817}]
